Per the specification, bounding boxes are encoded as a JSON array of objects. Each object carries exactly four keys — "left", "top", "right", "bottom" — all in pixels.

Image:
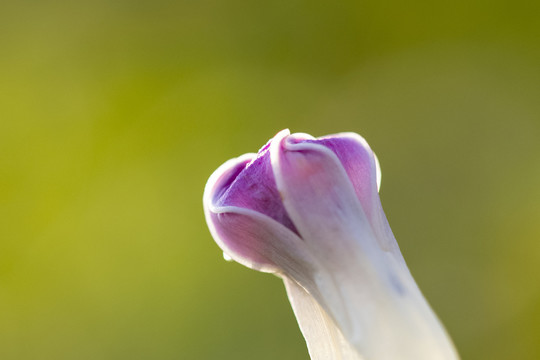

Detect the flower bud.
[{"left": 203, "top": 130, "right": 459, "bottom": 360}]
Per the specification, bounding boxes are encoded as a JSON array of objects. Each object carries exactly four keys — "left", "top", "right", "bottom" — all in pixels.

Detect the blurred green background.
[{"left": 1, "top": 0, "right": 539, "bottom": 359}]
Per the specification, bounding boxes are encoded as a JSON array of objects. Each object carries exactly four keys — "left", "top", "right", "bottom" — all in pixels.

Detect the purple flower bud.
[{"left": 203, "top": 130, "right": 459, "bottom": 360}]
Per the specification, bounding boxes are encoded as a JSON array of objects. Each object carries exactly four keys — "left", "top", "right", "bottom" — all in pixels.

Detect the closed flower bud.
[{"left": 203, "top": 129, "right": 459, "bottom": 360}]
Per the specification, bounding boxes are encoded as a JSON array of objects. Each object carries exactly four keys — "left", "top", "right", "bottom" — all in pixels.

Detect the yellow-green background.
[{"left": 1, "top": 1, "right": 539, "bottom": 359}]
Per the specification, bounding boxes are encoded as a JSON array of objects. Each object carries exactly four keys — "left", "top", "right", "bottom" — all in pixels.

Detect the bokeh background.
[{"left": 1, "top": 0, "right": 539, "bottom": 359}]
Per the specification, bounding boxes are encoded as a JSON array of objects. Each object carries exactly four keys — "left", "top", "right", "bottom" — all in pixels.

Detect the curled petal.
[
  {"left": 271, "top": 130, "right": 387, "bottom": 343},
  {"left": 204, "top": 151, "right": 316, "bottom": 283},
  {"left": 270, "top": 130, "right": 379, "bottom": 263},
  {"left": 269, "top": 130, "right": 458, "bottom": 360},
  {"left": 306, "top": 133, "right": 379, "bottom": 219},
  {"left": 212, "top": 147, "right": 298, "bottom": 234},
  {"left": 311, "top": 133, "right": 401, "bottom": 262}
]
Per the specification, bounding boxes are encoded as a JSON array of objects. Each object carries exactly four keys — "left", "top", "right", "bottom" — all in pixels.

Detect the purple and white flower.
[{"left": 203, "top": 130, "right": 459, "bottom": 360}]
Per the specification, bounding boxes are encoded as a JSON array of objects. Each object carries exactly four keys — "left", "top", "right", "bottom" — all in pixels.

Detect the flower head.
[{"left": 203, "top": 130, "right": 459, "bottom": 360}]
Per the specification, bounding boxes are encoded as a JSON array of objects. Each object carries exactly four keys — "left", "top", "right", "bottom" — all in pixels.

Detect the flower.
[{"left": 203, "top": 129, "right": 459, "bottom": 360}]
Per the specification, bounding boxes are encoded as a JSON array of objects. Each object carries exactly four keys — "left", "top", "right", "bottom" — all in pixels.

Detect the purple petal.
[
  {"left": 310, "top": 134, "right": 379, "bottom": 220},
  {"left": 213, "top": 136, "right": 298, "bottom": 235},
  {"left": 203, "top": 150, "right": 315, "bottom": 278},
  {"left": 270, "top": 131, "right": 380, "bottom": 265},
  {"left": 207, "top": 210, "right": 313, "bottom": 278},
  {"left": 313, "top": 134, "right": 403, "bottom": 261}
]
